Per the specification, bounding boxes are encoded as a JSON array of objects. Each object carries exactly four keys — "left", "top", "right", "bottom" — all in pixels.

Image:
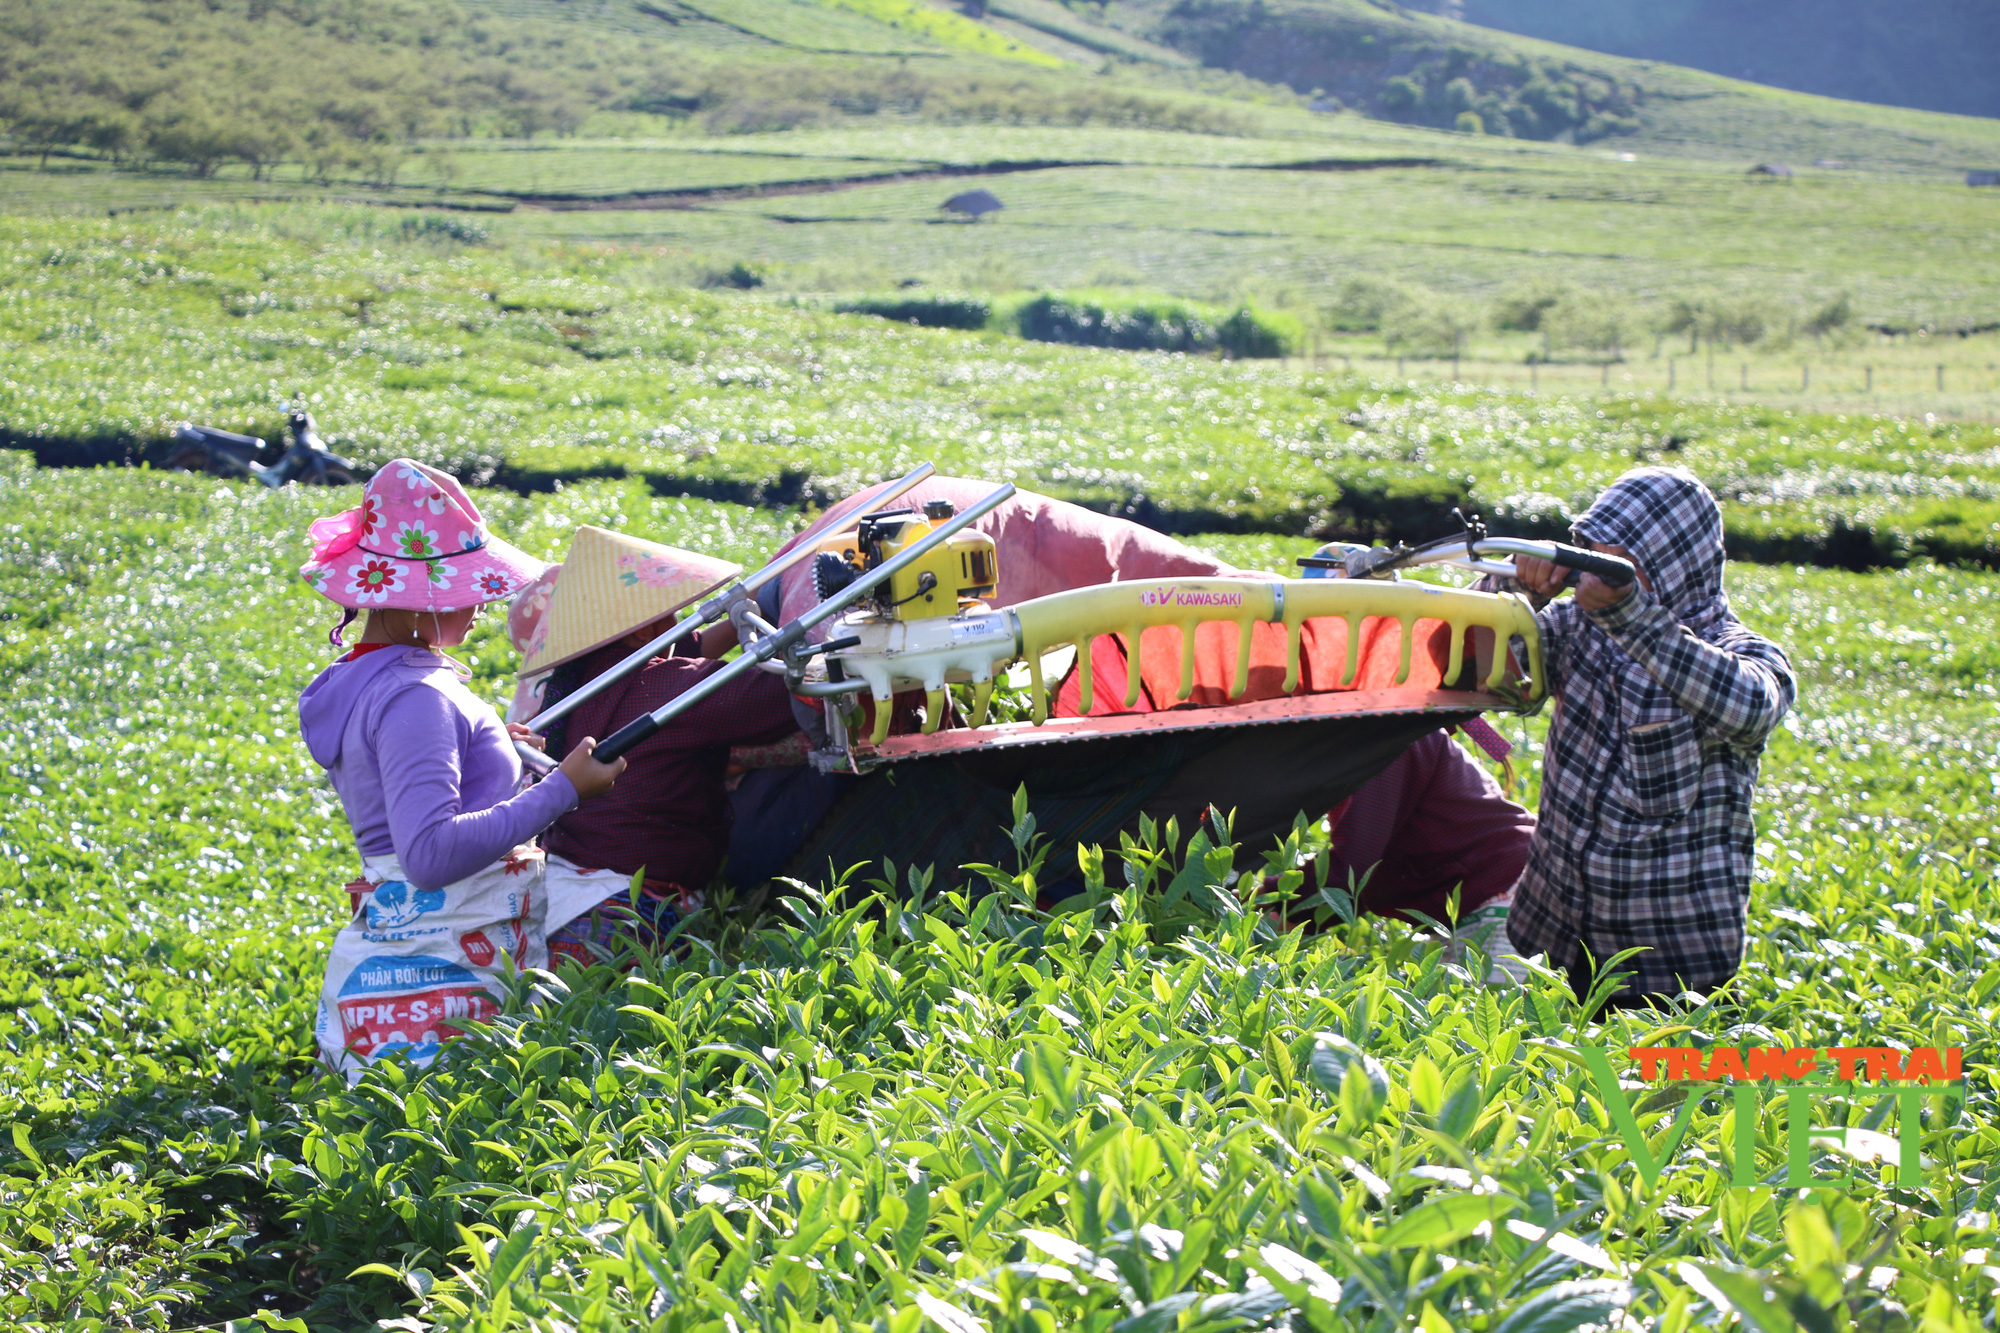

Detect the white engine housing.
[{"left": 826, "top": 607, "right": 1019, "bottom": 706}]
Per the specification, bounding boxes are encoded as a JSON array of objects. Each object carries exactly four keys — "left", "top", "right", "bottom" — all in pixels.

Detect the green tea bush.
[
  {"left": 1016, "top": 292, "right": 1219, "bottom": 353},
  {"left": 1016, "top": 292, "right": 1295, "bottom": 358},
  {"left": 836, "top": 293, "right": 995, "bottom": 330},
  {"left": 399, "top": 215, "right": 491, "bottom": 248},
  {"left": 2, "top": 468, "right": 1996, "bottom": 1330},
  {"left": 1217, "top": 303, "right": 1302, "bottom": 358},
  {"left": 3, "top": 211, "right": 1998, "bottom": 562},
  {"left": 712, "top": 262, "right": 769, "bottom": 291}
]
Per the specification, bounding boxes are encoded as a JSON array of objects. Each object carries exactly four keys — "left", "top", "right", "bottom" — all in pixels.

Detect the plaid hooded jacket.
[{"left": 1505, "top": 468, "right": 1797, "bottom": 998}]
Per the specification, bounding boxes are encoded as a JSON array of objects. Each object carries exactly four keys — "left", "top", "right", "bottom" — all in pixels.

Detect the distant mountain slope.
[
  {"left": 1444, "top": 0, "right": 2000, "bottom": 120},
  {"left": 0, "top": 0, "right": 1244, "bottom": 177},
  {"left": 1086, "top": 0, "right": 2000, "bottom": 172},
  {"left": 1118, "top": 0, "right": 1643, "bottom": 142},
  {"left": 4, "top": 0, "right": 1999, "bottom": 185}
]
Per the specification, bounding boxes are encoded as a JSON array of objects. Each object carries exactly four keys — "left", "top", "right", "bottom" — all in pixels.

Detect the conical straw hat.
[{"left": 520, "top": 526, "right": 741, "bottom": 676}]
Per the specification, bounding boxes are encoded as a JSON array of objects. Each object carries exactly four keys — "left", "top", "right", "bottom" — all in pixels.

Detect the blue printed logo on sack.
[
  {"left": 364, "top": 878, "right": 446, "bottom": 934},
  {"left": 334, "top": 954, "right": 498, "bottom": 1064}
]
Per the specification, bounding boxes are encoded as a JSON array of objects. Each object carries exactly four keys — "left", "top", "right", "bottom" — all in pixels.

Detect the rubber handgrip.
[
  {"left": 1549, "top": 544, "right": 1636, "bottom": 587},
  {"left": 593, "top": 714, "right": 661, "bottom": 765},
  {"left": 514, "top": 740, "right": 559, "bottom": 777}
]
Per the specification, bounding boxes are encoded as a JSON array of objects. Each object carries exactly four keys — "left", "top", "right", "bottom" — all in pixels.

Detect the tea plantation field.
[
  {"left": 5, "top": 210, "right": 1998, "bottom": 572},
  {"left": 2, "top": 460, "right": 1997, "bottom": 1331}
]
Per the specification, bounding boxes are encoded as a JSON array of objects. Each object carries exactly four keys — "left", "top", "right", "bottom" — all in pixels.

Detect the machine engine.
[{"left": 810, "top": 500, "right": 997, "bottom": 620}]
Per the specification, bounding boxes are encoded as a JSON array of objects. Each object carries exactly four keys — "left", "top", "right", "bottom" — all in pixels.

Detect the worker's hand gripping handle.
[{"left": 1547, "top": 544, "right": 1637, "bottom": 588}]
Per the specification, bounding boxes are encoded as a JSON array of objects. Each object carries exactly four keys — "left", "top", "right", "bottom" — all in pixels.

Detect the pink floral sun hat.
[{"left": 299, "top": 459, "right": 544, "bottom": 613}]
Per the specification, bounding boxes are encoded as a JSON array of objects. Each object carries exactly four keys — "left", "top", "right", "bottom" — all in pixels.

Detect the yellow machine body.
[
  {"left": 825, "top": 575, "right": 1546, "bottom": 745},
  {"left": 816, "top": 512, "right": 998, "bottom": 620}
]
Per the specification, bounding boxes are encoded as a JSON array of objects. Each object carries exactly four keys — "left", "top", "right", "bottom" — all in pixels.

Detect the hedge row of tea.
[
  {"left": 1, "top": 463, "right": 1995, "bottom": 1329},
  {"left": 834, "top": 292, "right": 1301, "bottom": 360},
  {"left": 3, "top": 210, "right": 1997, "bottom": 568}
]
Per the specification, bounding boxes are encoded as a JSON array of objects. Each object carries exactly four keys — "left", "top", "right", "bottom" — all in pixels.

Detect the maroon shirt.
[
  {"left": 543, "top": 644, "right": 800, "bottom": 889},
  {"left": 1331, "top": 730, "right": 1534, "bottom": 923}
]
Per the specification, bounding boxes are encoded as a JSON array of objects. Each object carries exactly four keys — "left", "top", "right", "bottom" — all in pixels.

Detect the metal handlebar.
[
  {"left": 1311, "top": 535, "right": 1637, "bottom": 588},
  {"left": 513, "top": 462, "right": 938, "bottom": 767},
  {"left": 590, "top": 481, "right": 1016, "bottom": 765}
]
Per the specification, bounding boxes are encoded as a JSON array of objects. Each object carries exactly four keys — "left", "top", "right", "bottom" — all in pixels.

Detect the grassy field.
[
  {"left": 7, "top": 0, "right": 2000, "bottom": 1327},
  {"left": 14, "top": 121, "right": 2000, "bottom": 315},
  {"left": 1, "top": 463, "right": 1994, "bottom": 1330},
  {"left": 11, "top": 0, "right": 2000, "bottom": 382},
  {"left": 10, "top": 112, "right": 2000, "bottom": 358},
  {"left": 4, "top": 208, "right": 1996, "bottom": 571},
  {"left": 1300, "top": 341, "right": 2000, "bottom": 426}
]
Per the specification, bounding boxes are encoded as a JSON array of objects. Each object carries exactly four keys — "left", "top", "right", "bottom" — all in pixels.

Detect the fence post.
[
  {"left": 1531, "top": 362, "right": 1538, "bottom": 392},
  {"left": 1802, "top": 365, "right": 1809, "bottom": 391},
  {"left": 1866, "top": 365, "right": 1873, "bottom": 391},
  {"left": 1741, "top": 362, "right": 1749, "bottom": 391},
  {"left": 1601, "top": 363, "right": 1609, "bottom": 387},
  {"left": 1668, "top": 357, "right": 1675, "bottom": 391},
  {"left": 1937, "top": 364, "right": 1945, "bottom": 391},
  {"left": 1397, "top": 356, "right": 1405, "bottom": 378}
]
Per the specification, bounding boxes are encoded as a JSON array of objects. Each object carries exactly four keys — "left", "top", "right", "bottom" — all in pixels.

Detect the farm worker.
[
  {"left": 1321, "top": 731, "right": 1532, "bottom": 942},
  {"left": 295, "top": 461, "right": 625, "bottom": 1081},
  {"left": 1503, "top": 466, "right": 1796, "bottom": 1005},
  {"left": 511, "top": 527, "right": 805, "bottom": 967}
]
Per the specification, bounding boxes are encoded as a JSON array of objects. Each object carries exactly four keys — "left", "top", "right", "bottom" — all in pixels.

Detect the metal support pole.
[
  {"left": 590, "top": 482, "right": 1018, "bottom": 764},
  {"left": 519, "top": 461, "right": 937, "bottom": 748}
]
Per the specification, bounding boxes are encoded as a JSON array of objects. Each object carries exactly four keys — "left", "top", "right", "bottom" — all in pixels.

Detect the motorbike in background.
[{"left": 164, "top": 410, "right": 361, "bottom": 486}]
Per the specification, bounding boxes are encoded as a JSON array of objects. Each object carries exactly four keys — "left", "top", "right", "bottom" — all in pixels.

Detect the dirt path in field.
[{"left": 509, "top": 155, "right": 1440, "bottom": 211}]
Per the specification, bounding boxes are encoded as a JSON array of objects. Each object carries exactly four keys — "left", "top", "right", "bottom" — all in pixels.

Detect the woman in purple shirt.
[{"left": 295, "top": 460, "right": 622, "bottom": 1079}]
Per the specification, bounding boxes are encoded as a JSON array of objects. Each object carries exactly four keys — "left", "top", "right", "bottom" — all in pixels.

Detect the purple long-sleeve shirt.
[{"left": 299, "top": 645, "right": 577, "bottom": 889}]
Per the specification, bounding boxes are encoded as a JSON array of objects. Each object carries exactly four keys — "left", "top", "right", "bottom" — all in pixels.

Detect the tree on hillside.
[
  {"left": 1543, "top": 293, "right": 1633, "bottom": 363},
  {"left": 2, "top": 91, "right": 97, "bottom": 168},
  {"left": 144, "top": 106, "right": 240, "bottom": 178},
  {"left": 1802, "top": 292, "right": 1856, "bottom": 343},
  {"left": 1493, "top": 277, "right": 1571, "bottom": 334},
  {"left": 1383, "top": 290, "right": 1481, "bottom": 358}
]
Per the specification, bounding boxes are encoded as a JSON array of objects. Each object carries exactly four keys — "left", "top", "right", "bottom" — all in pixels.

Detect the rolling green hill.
[
  {"left": 1082, "top": 0, "right": 2000, "bottom": 170},
  {"left": 4, "top": 0, "right": 2000, "bottom": 429},
  {"left": 7, "top": 0, "right": 2000, "bottom": 184},
  {"left": 1450, "top": 0, "right": 2000, "bottom": 121},
  {"left": 5, "top": 0, "right": 2000, "bottom": 413}
]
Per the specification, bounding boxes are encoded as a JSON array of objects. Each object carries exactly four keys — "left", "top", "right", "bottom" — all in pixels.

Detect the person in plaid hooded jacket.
[{"left": 1502, "top": 467, "right": 1797, "bottom": 1002}]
